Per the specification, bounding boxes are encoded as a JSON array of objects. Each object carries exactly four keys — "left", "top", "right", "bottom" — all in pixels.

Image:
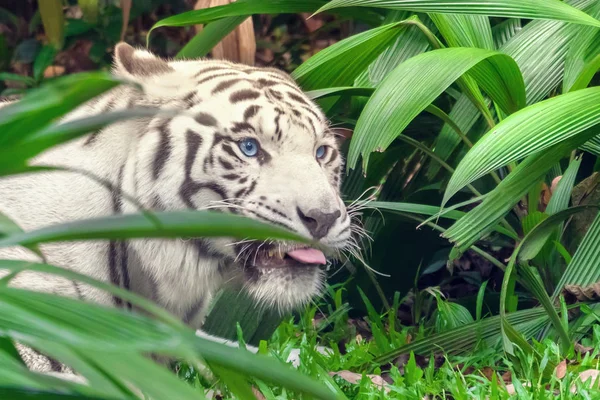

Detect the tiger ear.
[
  {"left": 113, "top": 42, "right": 174, "bottom": 79},
  {"left": 330, "top": 127, "right": 353, "bottom": 146}
]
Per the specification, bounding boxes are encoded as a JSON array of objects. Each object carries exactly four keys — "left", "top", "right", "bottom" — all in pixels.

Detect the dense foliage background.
[{"left": 2, "top": 0, "right": 600, "bottom": 398}]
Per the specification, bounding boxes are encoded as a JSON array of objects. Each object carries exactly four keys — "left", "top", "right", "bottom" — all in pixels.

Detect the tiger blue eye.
[
  {"left": 316, "top": 145, "right": 326, "bottom": 159},
  {"left": 239, "top": 138, "right": 259, "bottom": 157}
]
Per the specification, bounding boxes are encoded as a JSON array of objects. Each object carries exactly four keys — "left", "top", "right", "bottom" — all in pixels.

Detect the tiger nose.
[{"left": 297, "top": 207, "right": 341, "bottom": 239}]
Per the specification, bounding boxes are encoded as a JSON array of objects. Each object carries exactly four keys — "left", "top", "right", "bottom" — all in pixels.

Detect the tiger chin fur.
[{"left": 0, "top": 43, "right": 353, "bottom": 374}]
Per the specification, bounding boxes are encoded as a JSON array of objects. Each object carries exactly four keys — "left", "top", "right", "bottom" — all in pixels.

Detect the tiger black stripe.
[
  {"left": 243, "top": 105, "right": 260, "bottom": 121},
  {"left": 287, "top": 92, "right": 309, "bottom": 106},
  {"left": 222, "top": 144, "right": 246, "bottom": 162},
  {"left": 212, "top": 78, "right": 246, "bottom": 94},
  {"left": 196, "top": 113, "right": 218, "bottom": 127},
  {"left": 152, "top": 122, "right": 172, "bottom": 180},
  {"left": 231, "top": 122, "right": 255, "bottom": 133},
  {"left": 247, "top": 209, "right": 296, "bottom": 232},
  {"left": 198, "top": 72, "right": 238, "bottom": 85},
  {"left": 180, "top": 131, "right": 228, "bottom": 207},
  {"left": 230, "top": 89, "right": 261, "bottom": 103},
  {"left": 72, "top": 280, "right": 83, "bottom": 299},
  {"left": 182, "top": 91, "right": 199, "bottom": 108},
  {"left": 193, "top": 65, "right": 231, "bottom": 78},
  {"left": 218, "top": 157, "right": 234, "bottom": 170},
  {"left": 108, "top": 165, "right": 130, "bottom": 307},
  {"left": 327, "top": 148, "right": 339, "bottom": 165}
]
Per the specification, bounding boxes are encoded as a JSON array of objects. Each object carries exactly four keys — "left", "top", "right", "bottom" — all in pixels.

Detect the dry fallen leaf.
[
  {"left": 329, "top": 370, "right": 390, "bottom": 393},
  {"left": 570, "top": 369, "right": 600, "bottom": 393},
  {"left": 43, "top": 65, "right": 65, "bottom": 78},
  {"left": 555, "top": 359, "right": 567, "bottom": 379}
]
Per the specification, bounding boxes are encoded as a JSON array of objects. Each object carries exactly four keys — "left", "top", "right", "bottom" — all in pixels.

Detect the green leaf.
[
  {"left": 554, "top": 209, "right": 600, "bottom": 298},
  {"left": 563, "top": 1, "right": 600, "bottom": 92},
  {"left": 306, "top": 86, "right": 374, "bottom": 100},
  {"left": 518, "top": 205, "right": 600, "bottom": 262},
  {"left": 546, "top": 157, "right": 581, "bottom": 215},
  {"left": 315, "top": 0, "right": 600, "bottom": 27},
  {"left": 38, "top": 0, "right": 65, "bottom": 49},
  {"left": 0, "top": 72, "right": 35, "bottom": 86},
  {"left": 373, "top": 307, "right": 550, "bottom": 364},
  {"left": 0, "top": 210, "right": 309, "bottom": 249},
  {"left": 293, "top": 20, "right": 415, "bottom": 90},
  {"left": 0, "top": 261, "right": 338, "bottom": 400},
  {"left": 0, "top": 72, "right": 122, "bottom": 146},
  {"left": 33, "top": 45, "right": 58, "bottom": 82},
  {"left": 492, "top": 19, "right": 522, "bottom": 49},
  {"left": 348, "top": 47, "right": 525, "bottom": 170},
  {"left": 429, "top": 14, "right": 494, "bottom": 50},
  {"left": 370, "top": 200, "right": 518, "bottom": 239},
  {"left": 176, "top": 16, "right": 247, "bottom": 59},
  {"left": 354, "top": 11, "right": 431, "bottom": 87},
  {"left": 0, "top": 108, "right": 166, "bottom": 172},
  {"left": 427, "top": 94, "right": 481, "bottom": 179},
  {"left": 442, "top": 136, "right": 597, "bottom": 251},
  {"left": 444, "top": 87, "right": 600, "bottom": 205}
]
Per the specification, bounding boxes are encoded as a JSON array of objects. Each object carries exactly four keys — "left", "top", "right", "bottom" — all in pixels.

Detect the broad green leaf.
[
  {"left": 546, "top": 157, "right": 581, "bottom": 215},
  {"left": 33, "top": 45, "right": 57, "bottom": 82},
  {"left": 429, "top": 14, "right": 493, "bottom": 50},
  {"left": 348, "top": 47, "right": 525, "bottom": 170},
  {"left": 0, "top": 72, "right": 122, "bottom": 146},
  {"left": 442, "top": 135, "right": 598, "bottom": 251},
  {"left": 0, "top": 108, "right": 166, "bottom": 173},
  {"left": 77, "top": 0, "right": 99, "bottom": 24},
  {"left": 427, "top": 94, "right": 481, "bottom": 179},
  {"left": 38, "top": 0, "right": 65, "bottom": 49},
  {"left": 518, "top": 205, "right": 599, "bottom": 262},
  {"left": 429, "top": 1, "right": 593, "bottom": 178},
  {"left": 563, "top": 1, "right": 600, "bottom": 92},
  {"left": 0, "top": 72, "right": 35, "bottom": 86},
  {"left": 492, "top": 19, "right": 522, "bottom": 49},
  {"left": 581, "top": 133, "right": 600, "bottom": 155},
  {"left": 0, "top": 262, "right": 337, "bottom": 400},
  {"left": 444, "top": 87, "right": 600, "bottom": 205},
  {"left": 0, "top": 210, "right": 309, "bottom": 249},
  {"left": 370, "top": 200, "right": 517, "bottom": 239},
  {"left": 554, "top": 209, "right": 600, "bottom": 298},
  {"left": 306, "top": 86, "right": 374, "bottom": 100},
  {"left": 176, "top": 16, "right": 246, "bottom": 59},
  {"left": 354, "top": 11, "right": 431, "bottom": 87},
  {"left": 292, "top": 20, "right": 414, "bottom": 90},
  {"left": 316, "top": 0, "right": 600, "bottom": 27},
  {"left": 148, "top": 0, "right": 382, "bottom": 43}
]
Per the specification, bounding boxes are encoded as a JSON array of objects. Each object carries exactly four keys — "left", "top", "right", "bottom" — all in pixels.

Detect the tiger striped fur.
[{"left": 0, "top": 43, "right": 354, "bottom": 374}]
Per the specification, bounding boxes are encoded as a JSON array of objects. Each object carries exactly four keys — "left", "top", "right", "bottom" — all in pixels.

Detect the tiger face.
[{"left": 114, "top": 44, "right": 355, "bottom": 312}]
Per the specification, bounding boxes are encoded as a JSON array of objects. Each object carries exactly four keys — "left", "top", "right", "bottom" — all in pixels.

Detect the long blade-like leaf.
[
  {"left": 316, "top": 0, "right": 600, "bottom": 27},
  {"left": 444, "top": 87, "right": 600, "bottom": 205},
  {"left": 348, "top": 47, "right": 525, "bottom": 170},
  {"left": 292, "top": 20, "right": 414, "bottom": 89},
  {"left": 0, "top": 211, "right": 309, "bottom": 249}
]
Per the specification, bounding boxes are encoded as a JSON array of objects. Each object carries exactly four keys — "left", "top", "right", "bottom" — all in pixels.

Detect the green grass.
[{"left": 175, "top": 284, "right": 600, "bottom": 399}]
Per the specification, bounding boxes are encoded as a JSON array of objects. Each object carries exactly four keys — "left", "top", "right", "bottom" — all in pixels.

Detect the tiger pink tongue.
[{"left": 286, "top": 248, "right": 326, "bottom": 265}]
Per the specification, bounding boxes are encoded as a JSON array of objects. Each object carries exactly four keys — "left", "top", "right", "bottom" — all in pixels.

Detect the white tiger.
[{"left": 0, "top": 43, "right": 353, "bottom": 373}]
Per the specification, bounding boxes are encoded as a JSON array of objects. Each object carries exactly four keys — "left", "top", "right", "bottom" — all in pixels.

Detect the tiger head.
[{"left": 113, "top": 43, "right": 358, "bottom": 312}]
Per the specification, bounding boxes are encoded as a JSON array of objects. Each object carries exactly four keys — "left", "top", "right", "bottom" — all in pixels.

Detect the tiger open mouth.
[{"left": 239, "top": 242, "right": 328, "bottom": 270}]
